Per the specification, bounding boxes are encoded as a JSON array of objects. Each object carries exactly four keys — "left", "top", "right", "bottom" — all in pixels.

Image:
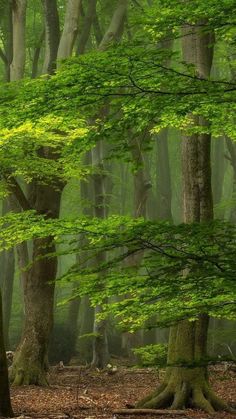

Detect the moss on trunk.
[
  {"left": 11, "top": 181, "right": 62, "bottom": 386},
  {"left": 10, "top": 236, "right": 55, "bottom": 386},
  {"left": 137, "top": 317, "right": 231, "bottom": 414}
]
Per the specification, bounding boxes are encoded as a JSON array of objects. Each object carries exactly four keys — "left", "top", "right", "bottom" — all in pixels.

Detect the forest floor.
[{"left": 11, "top": 363, "right": 236, "bottom": 419}]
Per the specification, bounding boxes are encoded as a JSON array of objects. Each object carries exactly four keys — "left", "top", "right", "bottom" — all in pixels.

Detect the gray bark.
[
  {"left": 77, "top": 0, "right": 97, "bottom": 55},
  {"left": 91, "top": 142, "right": 110, "bottom": 368},
  {"left": 99, "top": 0, "right": 128, "bottom": 51},
  {"left": 42, "top": 0, "right": 60, "bottom": 74},
  {"left": 57, "top": 0, "right": 81, "bottom": 60},
  {"left": 10, "top": 0, "right": 27, "bottom": 80},
  {"left": 156, "top": 130, "right": 173, "bottom": 221}
]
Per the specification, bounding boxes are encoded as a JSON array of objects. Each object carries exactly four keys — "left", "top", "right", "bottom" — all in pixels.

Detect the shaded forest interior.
[{"left": 0, "top": 0, "right": 236, "bottom": 418}]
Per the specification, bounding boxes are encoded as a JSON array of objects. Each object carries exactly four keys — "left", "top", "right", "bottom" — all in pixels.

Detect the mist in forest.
[{"left": 0, "top": 1, "right": 236, "bottom": 417}]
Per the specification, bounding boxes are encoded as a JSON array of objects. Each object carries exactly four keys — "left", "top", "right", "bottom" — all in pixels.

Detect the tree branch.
[
  {"left": 4, "top": 177, "right": 31, "bottom": 211},
  {"left": 0, "top": 47, "right": 8, "bottom": 66}
]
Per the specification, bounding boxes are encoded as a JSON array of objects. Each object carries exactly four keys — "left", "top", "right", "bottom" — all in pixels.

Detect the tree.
[
  {"left": 0, "top": 289, "right": 13, "bottom": 416},
  {"left": 136, "top": 19, "right": 230, "bottom": 413},
  {"left": 0, "top": 0, "right": 235, "bottom": 409},
  {"left": 10, "top": 0, "right": 27, "bottom": 80}
]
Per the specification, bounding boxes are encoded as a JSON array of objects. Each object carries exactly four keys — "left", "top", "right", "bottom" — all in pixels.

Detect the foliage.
[
  {"left": 133, "top": 344, "right": 168, "bottom": 368},
  {"left": 0, "top": 0, "right": 236, "bottom": 366},
  {"left": 1, "top": 212, "right": 236, "bottom": 332}
]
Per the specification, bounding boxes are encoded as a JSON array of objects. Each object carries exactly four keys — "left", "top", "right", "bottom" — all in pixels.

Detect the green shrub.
[{"left": 133, "top": 344, "right": 168, "bottom": 367}]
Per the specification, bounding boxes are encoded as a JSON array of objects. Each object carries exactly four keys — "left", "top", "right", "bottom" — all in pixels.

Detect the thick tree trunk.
[
  {"left": 0, "top": 288, "right": 14, "bottom": 416},
  {"left": 42, "top": 0, "right": 60, "bottom": 74},
  {"left": 57, "top": 0, "right": 81, "bottom": 60},
  {"left": 1, "top": 199, "right": 15, "bottom": 350},
  {"left": 137, "top": 316, "right": 228, "bottom": 413},
  {"left": 98, "top": 0, "right": 127, "bottom": 51},
  {"left": 2, "top": 2, "right": 13, "bottom": 82},
  {"left": 225, "top": 137, "right": 236, "bottom": 222},
  {"left": 137, "top": 22, "right": 228, "bottom": 414},
  {"left": 77, "top": 0, "right": 97, "bottom": 55},
  {"left": 10, "top": 0, "right": 27, "bottom": 81},
  {"left": 10, "top": 181, "right": 62, "bottom": 385},
  {"left": 2, "top": 247, "right": 14, "bottom": 350}
]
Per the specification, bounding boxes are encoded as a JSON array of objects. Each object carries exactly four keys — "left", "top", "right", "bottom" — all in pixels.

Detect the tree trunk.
[
  {"left": 212, "top": 138, "right": 225, "bottom": 208},
  {"left": 42, "top": 0, "right": 60, "bottom": 74},
  {"left": 137, "top": 22, "right": 229, "bottom": 414},
  {"left": 77, "top": 0, "right": 97, "bottom": 55},
  {"left": 91, "top": 142, "right": 110, "bottom": 369},
  {"left": 122, "top": 135, "right": 152, "bottom": 356},
  {"left": 77, "top": 296, "right": 94, "bottom": 363},
  {"left": 57, "top": 0, "right": 81, "bottom": 60},
  {"left": 10, "top": 181, "right": 62, "bottom": 385},
  {"left": 1, "top": 199, "right": 15, "bottom": 350},
  {"left": 2, "top": 247, "right": 14, "bottom": 350},
  {"left": 2, "top": 2, "right": 13, "bottom": 82},
  {"left": 98, "top": 0, "right": 127, "bottom": 51},
  {"left": 225, "top": 137, "right": 236, "bottom": 222},
  {"left": 10, "top": 0, "right": 27, "bottom": 81},
  {"left": 0, "top": 288, "right": 14, "bottom": 416},
  {"left": 137, "top": 316, "right": 227, "bottom": 413},
  {"left": 31, "top": 29, "right": 45, "bottom": 78},
  {"left": 156, "top": 130, "right": 173, "bottom": 221},
  {"left": 66, "top": 152, "right": 94, "bottom": 362}
]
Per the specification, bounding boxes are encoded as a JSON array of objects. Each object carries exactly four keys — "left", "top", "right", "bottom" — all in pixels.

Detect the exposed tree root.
[
  {"left": 136, "top": 368, "right": 233, "bottom": 415},
  {"left": 10, "top": 348, "right": 48, "bottom": 386},
  {"left": 10, "top": 365, "right": 48, "bottom": 386},
  {"left": 113, "top": 408, "right": 187, "bottom": 416}
]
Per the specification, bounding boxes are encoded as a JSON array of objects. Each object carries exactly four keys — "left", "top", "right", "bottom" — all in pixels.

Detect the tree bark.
[
  {"left": 137, "top": 22, "right": 229, "bottom": 415},
  {"left": 31, "top": 29, "right": 45, "bottom": 78},
  {"left": 0, "top": 287, "right": 13, "bottom": 416},
  {"left": 0, "top": 199, "right": 15, "bottom": 350},
  {"left": 2, "top": 2, "right": 13, "bottom": 82},
  {"left": 66, "top": 152, "right": 94, "bottom": 362},
  {"left": 77, "top": 0, "right": 97, "bottom": 55},
  {"left": 10, "top": 180, "right": 62, "bottom": 385},
  {"left": 212, "top": 138, "right": 225, "bottom": 208},
  {"left": 42, "top": 0, "right": 60, "bottom": 74},
  {"left": 98, "top": 0, "right": 127, "bottom": 51},
  {"left": 10, "top": 0, "right": 27, "bottom": 81},
  {"left": 156, "top": 130, "right": 173, "bottom": 221},
  {"left": 225, "top": 137, "right": 236, "bottom": 222},
  {"left": 91, "top": 142, "right": 110, "bottom": 368},
  {"left": 122, "top": 135, "right": 151, "bottom": 356},
  {"left": 57, "top": 0, "right": 81, "bottom": 60},
  {"left": 11, "top": 0, "right": 76, "bottom": 384}
]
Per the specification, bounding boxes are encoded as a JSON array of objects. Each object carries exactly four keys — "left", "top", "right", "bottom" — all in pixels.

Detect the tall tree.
[
  {"left": 137, "top": 20, "right": 229, "bottom": 413},
  {"left": 57, "top": 0, "right": 81, "bottom": 59},
  {"left": 91, "top": 142, "right": 110, "bottom": 368},
  {"left": 42, "top": 0, "right": 60, "bottom": 74},
  {"left": 10, "top": 0, "right": 27, "bottom": 80},
  {"left": 10, "top": 0, "right": 64, "bottom": 385}
]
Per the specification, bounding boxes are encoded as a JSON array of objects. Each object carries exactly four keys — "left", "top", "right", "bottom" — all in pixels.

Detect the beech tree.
[{"left": 0, "top": 0, "right": 236, "bottom": 415}]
